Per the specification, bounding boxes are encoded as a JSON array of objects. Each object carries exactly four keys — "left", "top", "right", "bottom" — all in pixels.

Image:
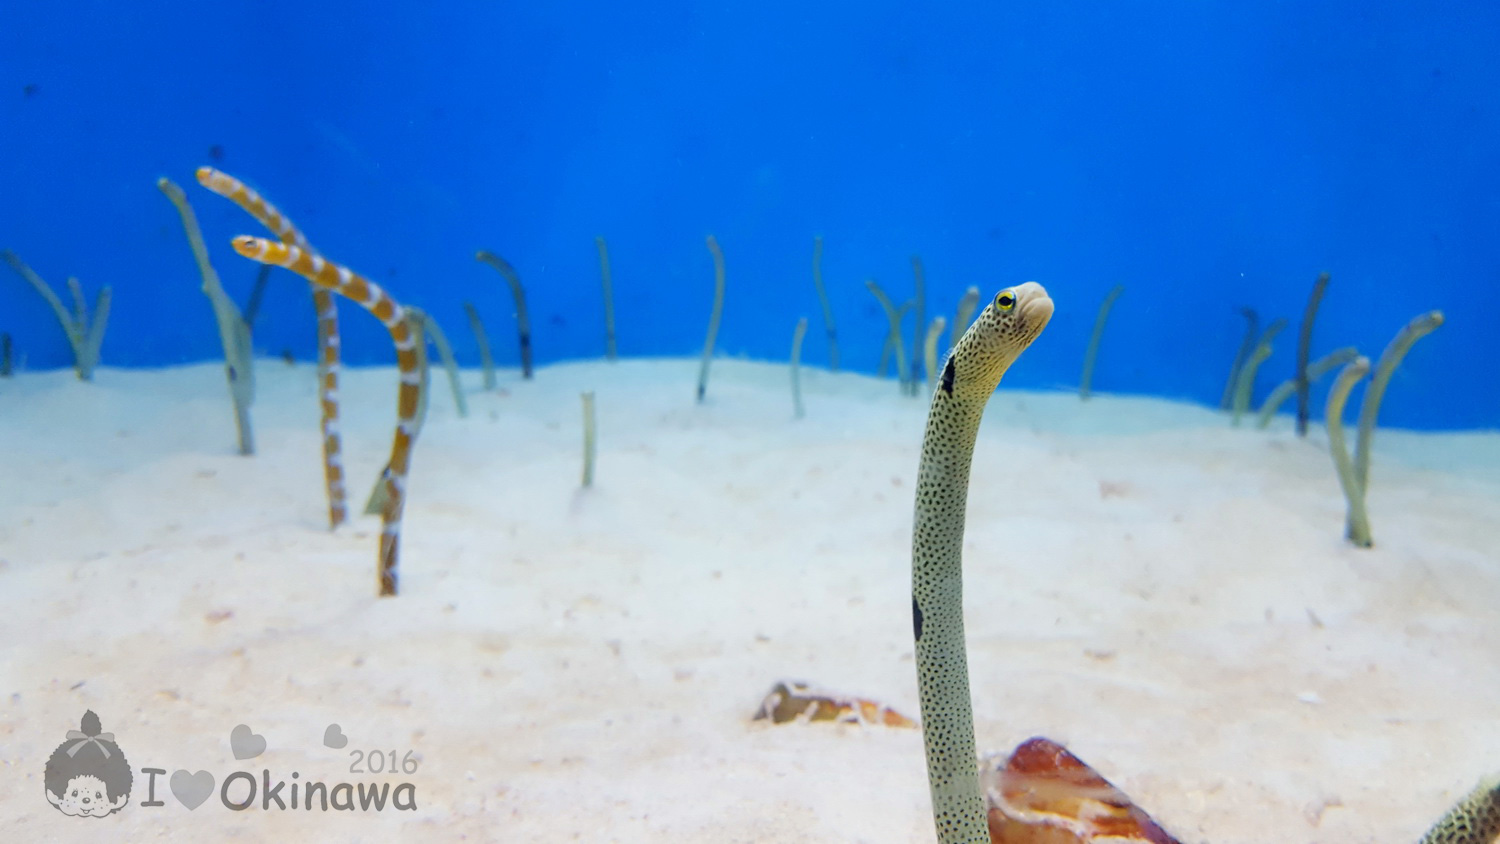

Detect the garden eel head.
[{"left": 942, "top": 282, "right": 1054, "bottom": 400}]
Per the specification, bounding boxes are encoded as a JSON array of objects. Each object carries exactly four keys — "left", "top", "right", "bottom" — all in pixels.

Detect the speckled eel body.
[{"left": 911, "top": 282, "right": 1053, "bottom": 844}]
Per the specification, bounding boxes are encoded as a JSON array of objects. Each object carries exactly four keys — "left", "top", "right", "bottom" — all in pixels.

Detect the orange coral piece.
[
  {"left": 984, "top": 737, "right": 1182, "bottom": 844},
  {"left": 753, "top": 681, "right": 917, "bottom": 728}
]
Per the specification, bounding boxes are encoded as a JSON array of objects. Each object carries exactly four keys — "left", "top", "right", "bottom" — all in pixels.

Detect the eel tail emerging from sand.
[{"left": 912, "top": 282, "right": 1053, "bottom": 844}]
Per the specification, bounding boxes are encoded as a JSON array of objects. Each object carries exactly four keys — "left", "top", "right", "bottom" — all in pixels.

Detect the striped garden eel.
[
  {"left": 912, "top": 281, "right": 1052, "bottom": 844},
  {"left": 196, "top": 167, "right": 349, "bottom": 529},
  {"left": 232, "top": 237, "right": 421, "bottom": 597}
]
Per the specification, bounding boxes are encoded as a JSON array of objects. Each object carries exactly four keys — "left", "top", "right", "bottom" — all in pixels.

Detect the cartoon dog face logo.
[{"left": 44, "top": 711, "right": 132, "bottom": 818}]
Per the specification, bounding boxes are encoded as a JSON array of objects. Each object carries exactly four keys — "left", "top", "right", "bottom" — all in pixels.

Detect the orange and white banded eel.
[
  {"left": 195, "top": 167, "right": 348, "bottom": 529},
  {"left": 232, "top": 237, "right": 420, "bottom": 597}
]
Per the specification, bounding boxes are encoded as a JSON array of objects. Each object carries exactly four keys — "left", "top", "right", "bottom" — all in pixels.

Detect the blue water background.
[{"left": 2, "top": 2, "right": 1496, "bottom": 429}]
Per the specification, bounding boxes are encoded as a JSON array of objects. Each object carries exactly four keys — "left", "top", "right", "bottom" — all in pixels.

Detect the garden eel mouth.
[{"left": 912, "top": 281, "right": 1053, "bottom": 844}]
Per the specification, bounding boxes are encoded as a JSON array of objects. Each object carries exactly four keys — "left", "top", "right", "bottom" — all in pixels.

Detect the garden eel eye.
[{"left": 995, "top": 289, "right": 1017, "bottom": 311}]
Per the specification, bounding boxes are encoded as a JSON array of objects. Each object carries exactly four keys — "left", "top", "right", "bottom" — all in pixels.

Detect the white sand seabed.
[{"left": 0, "top": 357, "right": 1496, "bottom": 843}]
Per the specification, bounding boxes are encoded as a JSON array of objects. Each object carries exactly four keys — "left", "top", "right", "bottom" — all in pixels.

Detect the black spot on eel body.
[
  {"left": 940, "top": 357, "right": 955, "bottom": 395},
  {"left": 912, "top": 598, "right": 924, "bottom": 641}
]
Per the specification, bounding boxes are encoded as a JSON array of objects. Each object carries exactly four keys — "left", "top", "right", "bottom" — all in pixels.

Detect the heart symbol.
[
  {"left": 323, "top": 723, "right": 348, "bottom": 749},
  {"left": 170, "top": 770, "right": 215, "bottom": 810},
  {"left": 230, "top": 724, "right": 266, "bottom": 760}
]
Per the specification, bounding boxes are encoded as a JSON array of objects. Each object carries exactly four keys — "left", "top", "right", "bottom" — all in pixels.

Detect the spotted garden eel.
[
  {"left": 1421, "top": 777, "right": 1500, "bottom": 844},
  {"left": 912, "top": 282, "right": 1053, "bottom": 843},
  {"left": 907, "top": 283, "right": 1496, "bottom": 844}
]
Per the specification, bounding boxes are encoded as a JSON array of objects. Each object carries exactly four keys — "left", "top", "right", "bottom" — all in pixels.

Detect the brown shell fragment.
[
  {"left": 983, "top": 737, "right": 1182, "bottom": 844},
  {"left": 752, "top": 681, "right": 917, "bottom": 728}
]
